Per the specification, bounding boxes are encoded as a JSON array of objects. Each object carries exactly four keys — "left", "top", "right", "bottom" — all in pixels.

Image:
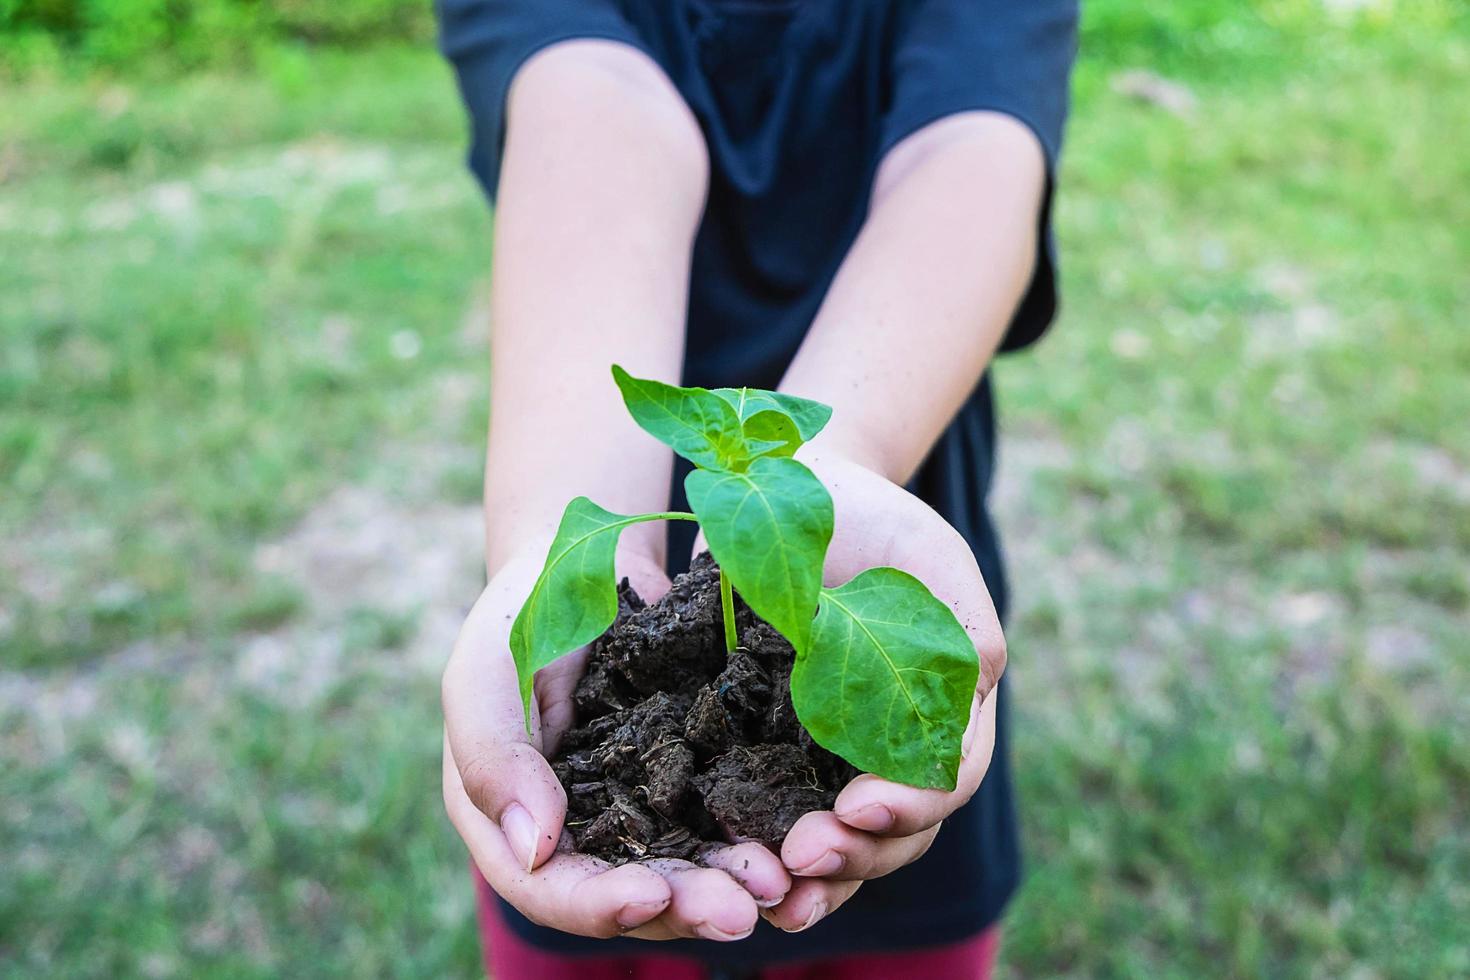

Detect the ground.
[{"left": 1, "top": 6, "right": 1468, "bottom": 978}]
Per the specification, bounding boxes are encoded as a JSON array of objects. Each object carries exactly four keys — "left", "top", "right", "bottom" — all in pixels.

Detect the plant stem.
[
  {"left": 719, "top": 566, "right": 738, "bottom": 653},
  {"left": 628, "top": 511, "right": 698, "bottom": 524}
]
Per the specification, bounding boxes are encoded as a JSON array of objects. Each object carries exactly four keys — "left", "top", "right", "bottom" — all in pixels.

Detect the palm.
[
  {"left": 443, "top": 546, "right": 792, "bottom": 941},
  {"left": 812, "top": 455, "right": 1005, "bottom": 690},
  {"left": 749, "top": 452, "right": 1008, "bottom": 931}
]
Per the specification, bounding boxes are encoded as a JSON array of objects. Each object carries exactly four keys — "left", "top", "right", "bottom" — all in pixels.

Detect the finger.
[
  {"left": 444, "top": 738, "right": 672, "bottom": 937},
  {"left": 688, "top": 528, "right": 708, "bottom": 564},
  {"left": 441, "top": 617, "right": 561, "bottom": 869},
  {"left": 758, "top": 876, "right": 862, "bottom": 933},
  {"left": 696, "top": 841, "right": 792, "bottom": 908},
  {"left": 781, "top": 810, "right": 939, "bottom": 881},
  {"left": 443, "top": 577, "right": 568, "bottom": 872},
  {"left": 833, "top": 687, "right": 998, "bottom": 837},
  {"left": 639, "top": 859, "right": 760, "bottom": 941},
  {"left": 533, "top": 646, "right": 597, "bottom": 758}
]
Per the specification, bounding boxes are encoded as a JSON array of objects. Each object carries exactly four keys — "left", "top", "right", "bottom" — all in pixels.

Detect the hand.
[
  {"left": 442, "top": 543, "right": 792, "bottom": 940},
  {"left": 759, "top": 451, "right": 1008, "bottom": 932}
]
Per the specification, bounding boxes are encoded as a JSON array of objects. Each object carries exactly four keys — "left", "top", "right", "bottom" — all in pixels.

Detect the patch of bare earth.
[
  {"left": 2, "top": 471, "right": 483, "bottom": 778},
  {"left": 241, "top": 483, "right": 483, "bottom": 705}
]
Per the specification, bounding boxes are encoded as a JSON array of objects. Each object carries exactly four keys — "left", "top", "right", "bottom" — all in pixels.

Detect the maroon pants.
[{"left": 476, "top": 874, "right": 1001, "bottom": 980}]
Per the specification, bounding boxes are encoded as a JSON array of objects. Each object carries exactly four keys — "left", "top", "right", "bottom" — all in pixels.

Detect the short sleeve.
[
  {"left": 436, "top": 0, "right": 648, "bottom": 199},
  {"left": 881, "top": 0, "right": 1079, "bottom": 351}
]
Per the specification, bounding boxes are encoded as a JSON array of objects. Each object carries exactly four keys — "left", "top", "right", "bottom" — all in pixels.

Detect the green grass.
[
  {"left": 0, "top": 47, "right": 489, "bottom": 669},
  {"left": 2, "top": 6, "right": 1468, "bottom": 978}
]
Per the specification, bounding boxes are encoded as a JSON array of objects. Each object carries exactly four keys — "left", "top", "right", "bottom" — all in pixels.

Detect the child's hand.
[
  {"left": 441, "top": 544, "right": 790, "bottom": 941},
  {"left": 762, "top": 451, "right": 1008, "bottom": 932}
]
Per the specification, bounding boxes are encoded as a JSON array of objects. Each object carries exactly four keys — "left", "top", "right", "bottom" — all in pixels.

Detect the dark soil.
[{"left": 550, "top": 552, "right": 858, "bottom": 865}]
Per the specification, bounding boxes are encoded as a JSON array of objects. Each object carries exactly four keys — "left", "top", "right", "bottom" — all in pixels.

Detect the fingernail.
[
  {"left": 696, "top": 921, "right": 755, "bottom": 942},
  {"left": 837, "top": 802, "right": 894, "bottom": 833},
  {"left": 500, "top": 802, "right": 540, "bottom": 873},
  {"left": 786, "top": 901, "right": 827, "bottom": 933},
  {"left": 754, "top": 893, "right": 784, "bottom": 909},
  {"left": 616, "top": 899, "right": 667, "bottom": 929},
  {"left": 792, "top": 850, "right": 844, "bottom": 877}
]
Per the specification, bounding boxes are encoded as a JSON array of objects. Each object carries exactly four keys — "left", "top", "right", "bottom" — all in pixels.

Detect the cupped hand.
[
  {"left": 442, "top": 544, "right": 791, "bottom": 941},
  {"left": 758, "top": 451, "right": 1008, "bottom": 933}
]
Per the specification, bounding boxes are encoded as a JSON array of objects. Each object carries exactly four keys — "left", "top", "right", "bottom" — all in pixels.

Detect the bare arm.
[
  {"left": 761, "top": 111, "right": 1045, "bottom": 931},
  {"left": 444, "top": 41, "right": 790, "bottom": 942},
  {"left": 783, "top": 111, "right": 1046, "bottom": 483},
  {"left": 483, "top": 40, "right": 705, "bottom": 570}
]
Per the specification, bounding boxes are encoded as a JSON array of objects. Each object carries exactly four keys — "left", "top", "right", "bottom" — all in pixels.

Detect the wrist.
[
  {"left": 489, "top": 526, "right": 669, "bottom": 582},
  {"left": 484, "top": 461, "right": 675, "bottom": 571},
  {"left": 796, "top": 424, "right": 903, "bottom": 486}
]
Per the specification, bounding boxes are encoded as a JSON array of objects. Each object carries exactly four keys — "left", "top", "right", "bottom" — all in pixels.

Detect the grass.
[{"left": 2, "top": 5, "right": 1468, "bottom": 977}]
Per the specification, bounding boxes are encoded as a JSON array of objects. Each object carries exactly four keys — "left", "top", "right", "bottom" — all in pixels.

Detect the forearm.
[
  {"left": 484, "top": 42, "right": 708, "bottom": 572},
  {"left": 781, "top": 112, "right": 1046, "bottom": 484}
]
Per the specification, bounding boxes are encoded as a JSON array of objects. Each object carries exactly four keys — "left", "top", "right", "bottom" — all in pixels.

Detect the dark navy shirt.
[{"left": 439, "top": 0, "right": 1077, "bottom": 967}]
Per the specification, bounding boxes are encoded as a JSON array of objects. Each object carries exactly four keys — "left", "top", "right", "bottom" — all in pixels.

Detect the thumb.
[
  {"left": 442, "top": 578, "right": 566, "bottom": 873},
  {"left": 447, "top": 723, "right": 566, "bottom": 874}
]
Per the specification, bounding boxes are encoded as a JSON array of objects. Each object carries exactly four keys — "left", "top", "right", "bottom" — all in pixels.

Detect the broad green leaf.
[
  {"left": 742, "top": 409, "right": 802, "bottom": 458},
  {"left": 685, "top": 456, "right": 833, "bottom": 653},
  {"left": 711, "top": 388, "right": 833, "bottom": 443},
  {"left": 795, "top": 567, "right": 978, "bottom": 790},
  {"left": 611, "top": 365, "right": 747, "bottom": 471},
  {"left": 508, "top": 497, "right": 653, "bottom": 730}
]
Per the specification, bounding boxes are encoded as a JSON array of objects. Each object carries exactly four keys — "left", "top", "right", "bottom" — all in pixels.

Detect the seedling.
[{"left": 510, "top": 366, "right": 978, "bottom": 790}]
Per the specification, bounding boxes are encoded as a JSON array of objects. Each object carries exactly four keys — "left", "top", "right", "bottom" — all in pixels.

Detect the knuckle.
[
  {"left": 979, "top": 633, "right": 1007, "bottom": 692},
  {"left": 990, "top": 633, "right": 1009, "bottom": 675},
  {"left": 532, "top": 906, "right": 616, "bottom": 940},
  {"left": 845, "top": 850, "right": 879, "bottom": 882},
  {"left": 442, "top": 763, "right": 478, "bottom": 829},
  {"left": 457, "top": 753, "right": 505, "bottom": 817},
  {"left": 516, "top": 901, "right": 555, "bottom": 931},
  {"left": 565, "top": 880, "right": 626, "bottom": 940},
  {"left": 898, "top": 799, "right": 948, "bottom": 836},
  {"left": 913, "top": 824, "right": 942, "bottom": 861},
  {"left": 905, "top": 828, "right": 940, "bottom": 863}
]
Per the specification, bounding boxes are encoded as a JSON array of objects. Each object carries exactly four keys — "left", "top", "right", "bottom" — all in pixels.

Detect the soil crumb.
[{"left": 550, "top": 553, "right": 857, "bottom": 864}]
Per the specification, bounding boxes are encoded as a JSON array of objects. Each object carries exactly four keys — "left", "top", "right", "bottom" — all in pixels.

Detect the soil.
[{"left": 550, "top": 552, "right": 858, "bottom": 864}]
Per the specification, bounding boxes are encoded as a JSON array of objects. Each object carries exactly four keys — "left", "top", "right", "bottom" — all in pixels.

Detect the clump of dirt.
[{"left": 550, "top": 553, "right": 857, "bottom": 864}]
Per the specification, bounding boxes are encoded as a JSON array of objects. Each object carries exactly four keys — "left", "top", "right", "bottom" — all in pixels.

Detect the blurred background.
[{"left": 1, "top": 0, "right": 1467, "bottom": 976}]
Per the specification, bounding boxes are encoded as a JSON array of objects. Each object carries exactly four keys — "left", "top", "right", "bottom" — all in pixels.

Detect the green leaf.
[
  {"left": 711, "top": 388, "right": 833, "bottom": 443},
  {"left": 611, "top": 365, "right": 747, "bottom": 471},
  {"left": 741, "top": 409, "right": 802, "bottom": 458},
  {"left": 508, "top": 497, "right": 659, "bottom": 731},
  {"left": 685, "top": 456, "right": 833, "bottom": 653},
  {"left": 795, "top": 567, "right": 979, "bottom": 790}
]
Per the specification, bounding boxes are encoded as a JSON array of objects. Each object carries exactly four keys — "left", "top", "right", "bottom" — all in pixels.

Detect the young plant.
[{"left": 509, "top": 366, "right": 978, "bottom": 790}]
